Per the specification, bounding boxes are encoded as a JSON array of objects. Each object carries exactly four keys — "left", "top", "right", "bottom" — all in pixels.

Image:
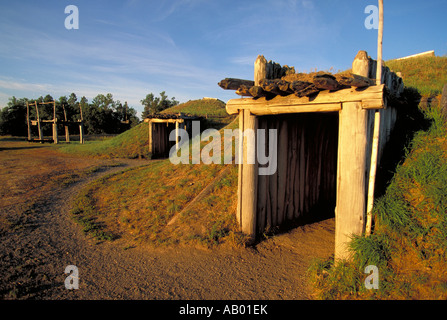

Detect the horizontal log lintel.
[
  {"left": 144, "top": 118, "right": 185, "bottom": 123},
  {"left": 226, "top": 84, "right": 385, "bottom": 115}
]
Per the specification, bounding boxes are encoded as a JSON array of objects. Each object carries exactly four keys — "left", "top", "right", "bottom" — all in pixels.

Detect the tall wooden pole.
[
  {"left": 79, "top": 102, "right": 84, "bottom": 121},
  {"left": 241, "top": 109, "right": 258, "bottom": 240},
  {"left": 52, "top": 101, "right": 58, "bottom": 144},
  {"left": 365, "top": 0, "right": 384, "bottom": 236},
  {"left": 26, "top": 102, "right": 31, "bottom": 140},
  {"left": 376, "top": 0, "right": 384, "bottom": 85},
  {"left": 62, "top": 104, "right": 70, "bottom": 142},
  {"left": 35, "top": 102, "right": 43, "bottom": 141}
]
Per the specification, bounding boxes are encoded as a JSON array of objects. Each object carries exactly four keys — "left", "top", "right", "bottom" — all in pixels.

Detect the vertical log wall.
[
  {"left": 256, "top": 113, "right": 338, "bottom": 235},
  {"left": 151, "top": 122, "right": 177, "bottom": 158}
]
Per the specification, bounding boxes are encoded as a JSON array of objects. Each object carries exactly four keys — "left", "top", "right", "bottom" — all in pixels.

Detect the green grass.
[
  {"left": 68, "top": 117, "right": 245, "bottom": 247},
  {"left": 309, "top": 53, "right": 447, "bottom": 299},
  {"left": 161, "top": 98, "right": 228, "bottom": 118},
  {"left": 56, "top": 122, "right": 150, "bottom": 159},
  {"left": 162, "top": 98, "right": 235, "bottom": 130},
  {"left": 56, "top": 99, "right": 235, "bottom": 159},
  {"left": 309, "top": 98, "right": 447, "bottom": 299},
  {"left": 386, "top": 55, "right": 447, "bottom": 96}
]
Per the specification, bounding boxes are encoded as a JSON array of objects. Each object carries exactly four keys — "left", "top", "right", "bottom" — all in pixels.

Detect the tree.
[
  {"left": 141, "top": 91, "right": 179, "bottom": 118},
  {"left": 0, "top": 97, "right": 27, "bottom": 136},
  {"left": 1, "top": 93, "right": 140, "bottom": 136}
]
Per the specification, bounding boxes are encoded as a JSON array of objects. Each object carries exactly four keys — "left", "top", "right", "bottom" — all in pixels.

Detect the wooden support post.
[
  {"left": 335, "top": 101, "right": 369, "bottom": 261},
  {"left": 148, "top": 120, "right": 153, "bottom": 154},
  {"left": 240, "top": 109, "right": 258, "bottom": 239},
  {"left": 26, "top": 102, "right": 31, "bottom": 140},
  {"left": 236, "top": 111, "right": 244, "bottom": 228},
  {"left": 79, "top": 102, "right": 84, "bottom": 121},
  {"left": 365, "top": 110, "right": 381, "bottom": 236},
  {"left": 254, "top": 55, "right": 267, "bottom": 86},
  {"left": 79, "top": 121, "right": 84, "bottom": 144},
  {"left": 175, "top": 120, "right": 179, "bottom": 151},
  {"left": 352, "top": 50, "right": 370, "bottom": 78},
  {"left": 62, "top": 104, "right": 70, "bottom": 142},
  {"left": 35, "top": 102, "right": 43, "bottom": 141},
  {"left": 52, "top": 119, "right": 59, "bottom": 144}
]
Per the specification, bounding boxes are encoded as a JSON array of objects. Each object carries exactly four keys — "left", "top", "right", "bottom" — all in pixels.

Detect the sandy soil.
[{"left": 0, "top": 140, "right": 334, "bottom": 300}]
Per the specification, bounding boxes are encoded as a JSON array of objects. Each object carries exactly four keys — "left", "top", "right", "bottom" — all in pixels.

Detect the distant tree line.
[
  {"left": 141, "top": 91, "right": 179, "bottom": 118},
  {"left": 0, "top": 91, "right": 179, "bottom": 136}
]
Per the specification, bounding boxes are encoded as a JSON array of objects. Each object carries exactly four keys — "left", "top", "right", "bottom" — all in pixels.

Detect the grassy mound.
[
  {"left": 57, "top": 98, "right": 234, "bottom": 159},
  {"left": 69, "top": 118, "right": 247, "bottom": 247},
  {"left": 162, "top": 98, "right": 235, "bottom": 129},
  {"left": 56, "top": 122, "right": 150, "bottom": 159},
  {"left": 161, "top": 98, "right": 227, "bottom": 117},
  {"left": 386, "top": 55, "right": 447, "bottom": 96}
]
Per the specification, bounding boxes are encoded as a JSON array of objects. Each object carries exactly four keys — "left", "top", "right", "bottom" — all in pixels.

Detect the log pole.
[
  {"left": 241, "top": 109, "right": 258, "bottom": 239},
  {"left": 365, "top": 0, "right": 384, "bottom": 235},
  {"left": 62, "top": 104, "right": 70, "bottom": 142},
  {"left": 26, "top": 102, "right": 31, "bottom": 140},
  {"left": 79, "top": 121, "right": 84, "bottom": 144},
  {"left": 52, "top": 119, "right": 59, "bottom": 144},
  {"left": 376, "top": 0, "right": 384, "bottom": 85},
  {"left": 254, "top": 55, "right": 267, "bottom": 86},
  {"left": 148, "top": 120, "right": 153, "bottom": 154},
  {"left": 335, "top": 101, "right": 369, "bottom": 261},
  {"left": 365, "top": 110, "right": 381, "bottom": 236},
  {"left": 236, "top": 111, "right": 244, "bottom": 228},
  {"left": 35, "top": 102, "right": 43, "bottom": 141}
]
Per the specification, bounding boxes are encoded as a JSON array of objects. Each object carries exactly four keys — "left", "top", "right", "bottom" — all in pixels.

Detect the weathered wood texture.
[
  {"left": 151, "top": 122, "right": 177, "bottom": 158},
  {"left": 335, "top": 102, "right": 370, "bottom": 261},
  {"left": 226, "top": 51, "right": 403, "bottom": 261},
  {"left": 27, "top": 100, "right": 84, "bottom": 144},
  {"left": 256, "top": 113, "right": 338, "bottom": 234},
  {"left": 226, "top": 84, "right": 385, "bottom": 115},
  {"left": 34, "top": 102, "right": 43, "bottom": 140},
  {"left": 147, "top": 118, "right": 191, "bottom": 159},
  {"left": 221, "top": 51, "right": 403, "bottom": 100},
  {"left": 240, "top": 109, "right": 258, "bottom": 239},
  {"left": 376, "top": 0, "right": 384, "bottom": 85},
  {"left": 218, "top": 78, "right": 255, "bottom": 90},
  {"left": 26, "top": 102, "right": 32, "bottom": 140},
  {"left": 79, "top": 122, "right": 85, "bottom": 144}
]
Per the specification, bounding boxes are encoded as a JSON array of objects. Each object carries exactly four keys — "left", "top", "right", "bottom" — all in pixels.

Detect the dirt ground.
[{"left": 0, "top": 139, "right": 335, "bottom": 300}]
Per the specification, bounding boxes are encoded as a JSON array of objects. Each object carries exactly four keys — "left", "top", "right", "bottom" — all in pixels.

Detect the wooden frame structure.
[
  {"left": 144, "top": 114, "right": 201, "bottom": 158},
  {"left": 26, "top": 101, "right": 85, "bottom": 144},
  {"left": 221, "top": 51, "right": 403, "bottom": 260}
]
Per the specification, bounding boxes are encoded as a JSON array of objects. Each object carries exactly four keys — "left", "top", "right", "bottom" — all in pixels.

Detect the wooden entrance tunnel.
[
  {"left": 220, "top": 51, "right": 403, "bottom": 260},
  {"left": 144, "top": 114, "right": 201, "bottom": 159}
]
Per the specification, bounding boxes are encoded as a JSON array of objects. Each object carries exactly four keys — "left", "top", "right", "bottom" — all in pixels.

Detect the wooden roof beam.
[{"left": 226, "top": 84, "right": 385, "bottom": 115}]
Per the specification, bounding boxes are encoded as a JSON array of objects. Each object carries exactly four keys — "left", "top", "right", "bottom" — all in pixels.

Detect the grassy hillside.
[
  {"left": 69, "top": 118, "right": 245, "bottom": 247},
  {"left": 386, "top": 55, "right": 447, "bottom": 96},
  {"left": 309, "top": 56, "right": 447, "bottom": 299},
  {"left": 56, "top": 98, "right": 234, "bottom": 159},
  {"left": 56, "top": 122, "right": 150, "bottom": 159},
  {"left": 161, "top": 98, "right": 227, "bottom": 117},
  {"left": 162, "top": 98, "right": 235, "bottom": 129}
]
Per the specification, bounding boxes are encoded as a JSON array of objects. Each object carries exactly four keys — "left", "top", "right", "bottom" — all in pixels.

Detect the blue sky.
[{"left": 0, "top": 0, "right": 446, "bottom": 117}]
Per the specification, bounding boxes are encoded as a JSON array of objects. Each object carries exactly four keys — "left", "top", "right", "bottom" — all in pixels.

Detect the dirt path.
[{"left": 0, "top": 140, "right": 334, "bottom": 300}]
